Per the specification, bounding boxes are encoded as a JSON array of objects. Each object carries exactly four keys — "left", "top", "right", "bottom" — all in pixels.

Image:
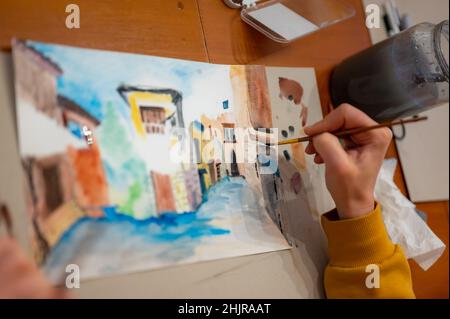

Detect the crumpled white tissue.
[{"left": 375, "top": 158, "right": 446, "bottom": 270}]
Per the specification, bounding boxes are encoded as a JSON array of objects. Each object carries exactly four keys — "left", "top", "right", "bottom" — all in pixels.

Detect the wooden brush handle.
[{"left": 277, "top": 116, "right": 428, "bottom": 145}]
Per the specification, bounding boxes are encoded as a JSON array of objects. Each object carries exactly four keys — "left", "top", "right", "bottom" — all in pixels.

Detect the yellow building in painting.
[
  {"left": 190, "top": 109, "right": 241, "bottom": 194},
  {"left": 117, "top": 85, "right": 202, "bottom": 215},
  {"left": 117, "top": 85, "right": 242, "bottom": 212},
  {"left": 117, "top": 85, "right": 185, "bottom": 136},
  {"left": 170, "top": 168, "right": 191, "bottom": 212},
  {"left": 190, "top": 119, "right": 211, "bottom": 193}
]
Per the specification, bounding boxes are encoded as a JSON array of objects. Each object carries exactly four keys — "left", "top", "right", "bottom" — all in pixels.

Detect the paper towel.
[{"left": 375, "top": 158, "right": 446, "bottom": 270}]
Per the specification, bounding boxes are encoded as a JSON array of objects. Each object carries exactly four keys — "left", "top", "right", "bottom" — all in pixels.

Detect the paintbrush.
[{"left": 271, "top": 116, "right": 428, "bottom": 146}]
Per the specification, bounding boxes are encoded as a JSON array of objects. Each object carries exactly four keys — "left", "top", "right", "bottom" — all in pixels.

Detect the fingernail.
[{"left": 305, "top": 142, "right": 312, "bottom": 153}]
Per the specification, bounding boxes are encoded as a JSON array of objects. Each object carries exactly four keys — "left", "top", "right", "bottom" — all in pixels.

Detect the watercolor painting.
[{"left": 12, "top": 39, "right": 323, "bottom": 282}]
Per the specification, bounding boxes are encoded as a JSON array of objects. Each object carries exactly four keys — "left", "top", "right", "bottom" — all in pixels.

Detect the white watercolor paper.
[{"left": 12, "top": 40, "right": 336, "bottom": 282}]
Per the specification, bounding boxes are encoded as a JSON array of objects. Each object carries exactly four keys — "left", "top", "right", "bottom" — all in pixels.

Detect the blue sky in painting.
[{"left": 28, "top": 41, "right": 222, "bottom": 122}]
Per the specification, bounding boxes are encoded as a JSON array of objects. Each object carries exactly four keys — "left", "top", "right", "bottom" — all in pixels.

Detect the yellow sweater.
[{"left": 321, "top": 203, "right": 415, "bottom": 299}]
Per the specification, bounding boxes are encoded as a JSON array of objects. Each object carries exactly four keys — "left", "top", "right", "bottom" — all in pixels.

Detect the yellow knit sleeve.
[{"left": 321, "top": 203, "right": 415, "bottom": 299}]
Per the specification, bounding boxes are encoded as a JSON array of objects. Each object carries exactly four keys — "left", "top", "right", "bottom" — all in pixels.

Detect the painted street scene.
[{"left": 12, "top": 40, "right": 321, "bottom": 281}]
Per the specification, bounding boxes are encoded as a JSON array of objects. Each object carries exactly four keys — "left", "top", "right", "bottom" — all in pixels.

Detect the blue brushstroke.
[
  {"left": 54, "top": 208, "right": 229, "bottom": 247},
  {"left": 27, "top": 41, "right": 222, "bottom": 123},
  {"left": 222, "top": 100, "right": 229, "bottom": 110},
  {"left": 42, "top": 177, "right": 266, "bottom": 283},
  {"left": 192, "top": 120, "right": 205, "bottom": 132},
  {"left": 57, "top": 78, "right": 103, "bottom": 120},
  {"left": 66, "top": 120, "right": 83, "bottom": 139}
]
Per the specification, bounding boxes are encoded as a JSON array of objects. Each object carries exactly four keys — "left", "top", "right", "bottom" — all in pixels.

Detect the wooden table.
[{"left": 0, "top": 0, "right": 448, "bottom": 298}]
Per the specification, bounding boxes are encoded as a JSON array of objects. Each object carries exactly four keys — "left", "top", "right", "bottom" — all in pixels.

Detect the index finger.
[{"left": 304, "top": 104, "right": 377, "bottom": 136}]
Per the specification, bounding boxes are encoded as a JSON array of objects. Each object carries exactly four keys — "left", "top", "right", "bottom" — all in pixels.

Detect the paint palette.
[{"left": 240, "top": 0, "right": 355, "bottom": 43}]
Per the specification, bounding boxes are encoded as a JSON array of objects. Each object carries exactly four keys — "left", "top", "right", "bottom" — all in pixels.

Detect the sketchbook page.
[
  {"left": 12, "top": 40, "right": 290, "bottom": 282},
  {"left": 265, "top": 67, "right": 334, "bottom": 217},
  {"left": 231, "top": 65, "right": 332, "bottom": 277},
  {"left": 264, "top": 66, "right": 332, "bottom": 275}
]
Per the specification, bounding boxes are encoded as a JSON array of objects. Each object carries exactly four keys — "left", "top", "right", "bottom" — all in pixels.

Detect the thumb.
[{"left": 312, "top": 133, "right": 349, "bottom": 170}]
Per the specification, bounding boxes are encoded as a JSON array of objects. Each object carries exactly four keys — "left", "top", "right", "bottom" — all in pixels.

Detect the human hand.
[
  {"left": 304, "top": 104, "right": 392, "bottom": 219},
  {"left": 0, "top": 237, "right": 69, "bottom": 299}
]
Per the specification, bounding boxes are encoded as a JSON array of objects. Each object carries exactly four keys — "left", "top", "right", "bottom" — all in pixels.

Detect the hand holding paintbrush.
[{"left": 300, "top": 104, "right": 422, "bottom": 219}]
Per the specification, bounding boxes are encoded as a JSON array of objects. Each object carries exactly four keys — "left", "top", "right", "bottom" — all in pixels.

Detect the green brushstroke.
[
  {"left": 97, "top": 102, "right": 133, "bottom": 164},
  {"left": 123, "top": 158, "right": 147, "bottom": 181},
  {"left": 119, "top": 181, "right": 143, "bottom": 216}
]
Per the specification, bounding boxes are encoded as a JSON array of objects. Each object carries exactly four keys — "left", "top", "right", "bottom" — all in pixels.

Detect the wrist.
[{"left": 336, "top": 197, "right": 375, "bottom": 220}]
